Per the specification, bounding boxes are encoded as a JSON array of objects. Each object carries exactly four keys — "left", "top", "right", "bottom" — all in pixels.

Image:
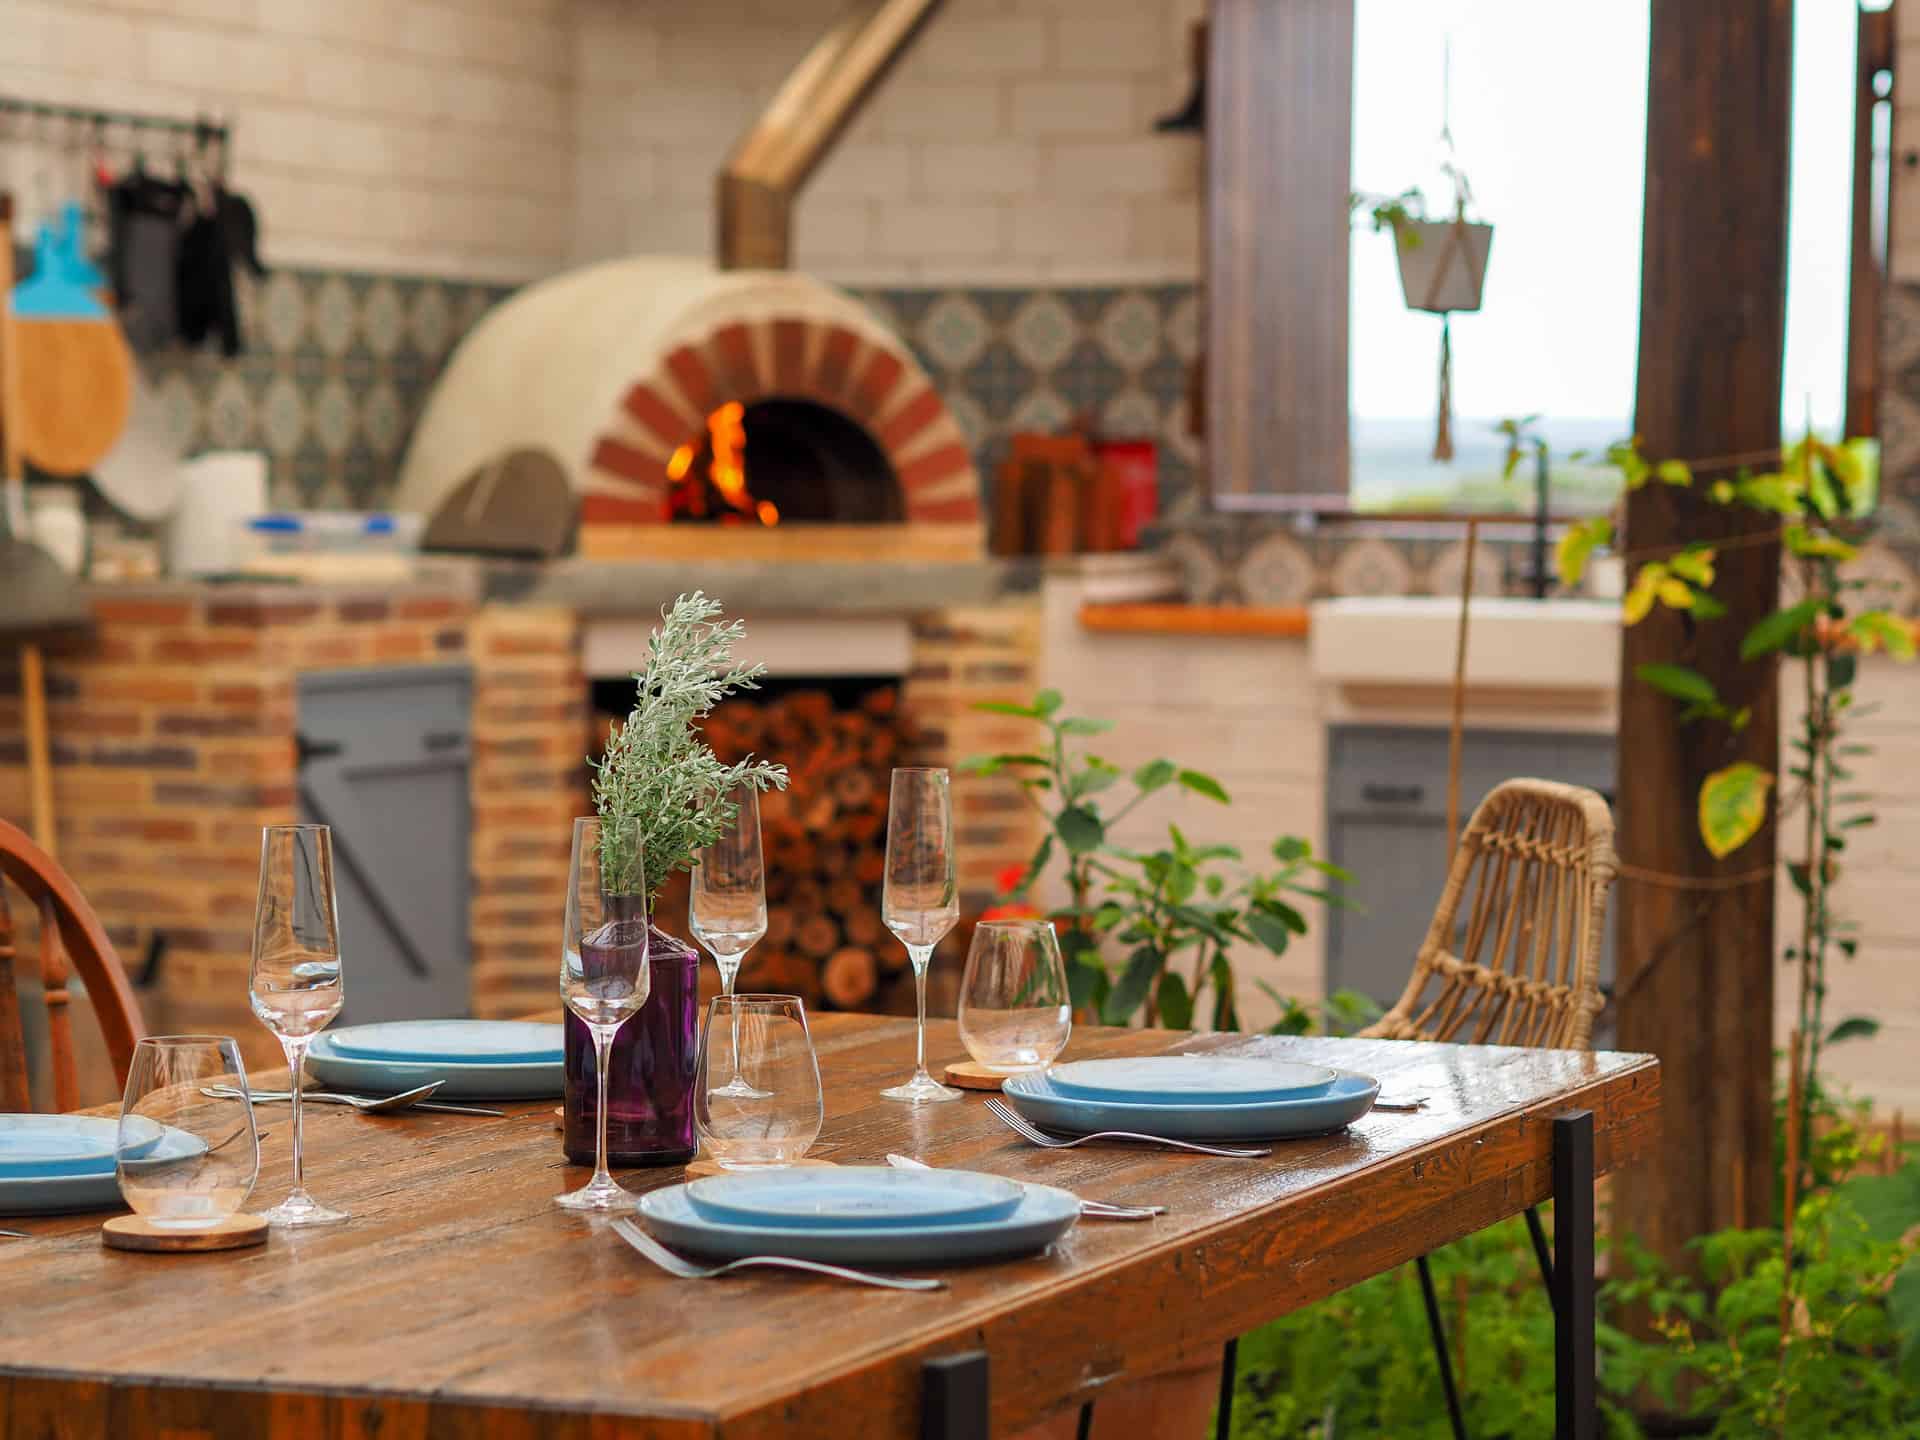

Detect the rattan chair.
[
  {"left": 0, "top": 817, "right": 147, "bottom": 1112},
  {"left": 1212, "top": 779, "right": 1618, "bottom": 1440}
]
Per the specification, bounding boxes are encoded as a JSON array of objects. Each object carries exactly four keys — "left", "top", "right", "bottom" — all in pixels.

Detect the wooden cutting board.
[{"left": 10, "top": 212, "right": 133, "bottom": 477}]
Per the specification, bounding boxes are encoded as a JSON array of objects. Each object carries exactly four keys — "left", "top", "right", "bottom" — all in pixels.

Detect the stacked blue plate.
[
  {"left": 0, "top": 1113, "right": 201, "bottom": 1216},
  {"left": 1002, "top": 1055, "right": 1380, "bottom": 1141},
  {"left": 638, "top": 1166, "right": 1079, "bottom": 1264},
  {"left": 306, "top": 1020, "right": 564, "bottom": 1099}
]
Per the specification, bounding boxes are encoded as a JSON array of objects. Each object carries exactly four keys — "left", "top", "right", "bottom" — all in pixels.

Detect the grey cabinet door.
[
  {"left": 296, "top": 665, "right": 472, "bottom": 1026},
  {"left": 1325, "top": 726, "right": 1616, "bottom": 1031}
]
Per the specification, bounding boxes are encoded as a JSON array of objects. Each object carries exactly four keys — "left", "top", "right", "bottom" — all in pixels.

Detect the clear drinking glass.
[
  {"left": 957, "top": 919, "right": 1073, "bottom": 1074},
  {"left": 880, "top": 767, "right": 962, "bottom": 1103},
  {"left": 249, "top": 823, "right": 347, "bottom": 1227},
  {"left": 558, "top": 815, "right": 651, "bottom": 1211},
  {"left": 689, "top": 784, "right": 768, "bottom": 1100},
  {"left": 117, "top": 1036, "right": 259, "bottom": 1230},
  {"left": 694, "top": 994, "right": 823, "bottom": 1170}
]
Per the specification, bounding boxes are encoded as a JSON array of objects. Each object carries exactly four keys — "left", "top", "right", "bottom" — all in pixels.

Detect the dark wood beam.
[
  {"left": 1206, "top": 0, "right": 1353, "bottom": 507},
  {"left": 1845, "top": 6, "right": 1893, "bottom": 439},
  {"left": 1616, "top": 0, "right": 1792, "bottom": 1263}
]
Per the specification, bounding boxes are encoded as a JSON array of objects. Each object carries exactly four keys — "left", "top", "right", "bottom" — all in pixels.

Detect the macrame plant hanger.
[{"left": 1422, "top": 40, "right": 1485, "bottom": 462}]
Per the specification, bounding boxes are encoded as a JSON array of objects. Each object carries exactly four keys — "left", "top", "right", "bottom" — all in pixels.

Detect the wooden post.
[{"left": 1615, "top": 0, "right": 1791, "bottom": 1265}]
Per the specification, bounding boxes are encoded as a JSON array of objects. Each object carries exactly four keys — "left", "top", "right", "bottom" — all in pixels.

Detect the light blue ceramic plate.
[
  {"left": 640, "top": 1178, "right": 1079, "bottom": 1265},
  {"left": 1044, "top": 1056, "right": 1337, "bottom": 1106},
  {"left": 326, "top": 1020, "right": 563, "bottom": 1066},
  {"left": 686, "top": 1167, "right": 1025, "bottom": 1231},
  {"left": 1002, "top": 1070, "right": 1380, "bottom": 1141},
  {"left": 0, "top": 1127, "right": 205, "bottom": 1215},
  {"left": 0, "top": 1113, "right": 164, "bottom": 1178},
  {"left": 305, "top": 1035, "right": 563, "bottom": 1099}
]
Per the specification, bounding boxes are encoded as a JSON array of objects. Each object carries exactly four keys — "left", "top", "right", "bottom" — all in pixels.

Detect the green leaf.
[
  {"left": 1555, "top": 517, "right": 1613, "bottom": 588},
  {"left": 1246, "top": 908, "right": 1294, "bottom": 956},
  {"left": 1034, "top": 689, "right": 1064, "bottom": 717},
  {"left": 1176, "top": 769, "right": 1230, "bottom": 804},
  {"left": 1210, "top": 952, "right": 1238, "bottom": 1030},
  {"left": 1634, "top": 663, "right": 1719, "bottom": 706},
  {"left": 1064, "top": 952, "right": 1107, "bottom": 1012},
  {"left": 1102, "top": 946, "right": 1162, "bottom": 1023},
  {"left": 1686, "top": 590, "right": 1728, "bottom": 620},
  {"left": 1666, "top": 546, "right": 1715, "bottom": 586},
  {"left": 1733, "top": 472, "right": 1801, "bottom": 515},
  {"left": 958, "top": 751, "right": 1049, "bottom": 777},
  {"left": 1827, "top": 1015, "right": 1881, "bottom": 1045},
  {"left": 1131, "top": 758, "right": 1176, "bottom": 793},
  {"left": 1055, "top": 806, "right": 1105, "bottom": 855},
  {"left": 1740, "top": 599, "right": 1823, "bottom": 661},
  {"left": 971, "top": 700, "right": 1041, "bottom": 719},
  {"left": 1155, "top": 971, "right": 1194, "bottom": 1030},
  {"left": 1164, "top": 860, "right": 1198, "bottom": 905},
  {"left": 1623, "top": 563, "right": 1666, "bottom": 624},
  {"left": 1655, "top": 459, "right": 1693, "bottom": 487},
  {"left": 1272, "top": 835, "right": 1309, "bottom": 863},
  {"left": 1015, "top": 832, "right": 1054, "bottom": 895},
  {"left": 1698, "top": 762, "right": 1774, "bottom": 859},
  {"left": 1836, "top": 1165, "right": 1920, "bottom": 1244},
  {"left": 1783, "top": 523, "right": 1858, "bottom": 561},
  {"left": 1853, "top": 611, "right": 1918, "bottom": 660},
  {"left": 1057, "top": 716, "right": 1114, "bottom": 737}
]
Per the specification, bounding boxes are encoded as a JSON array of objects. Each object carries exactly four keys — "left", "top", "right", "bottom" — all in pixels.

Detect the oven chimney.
[{"left": 716, "top": 0, "right": 944, "bottom": 270}]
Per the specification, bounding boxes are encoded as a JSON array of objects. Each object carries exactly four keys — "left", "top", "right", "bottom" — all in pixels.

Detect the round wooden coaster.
[
  {"left": 683, "top": 1158, "right": 838, "bottom": 1179},
  {"left": 102, "top": 1213, "right": 268, "bottom": 1253},
  {"left": 944, "top": 1061, "right": 1013, "bottom": 1092}
]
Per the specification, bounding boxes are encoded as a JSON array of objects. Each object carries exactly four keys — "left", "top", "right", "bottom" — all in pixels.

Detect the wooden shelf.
[{"left": 1077, "top": 602, "right": 1311, "bottom": 637}]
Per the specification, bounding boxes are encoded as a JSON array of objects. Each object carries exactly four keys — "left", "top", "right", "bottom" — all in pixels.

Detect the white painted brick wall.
[
  {"left": 2, "top": 0, "right": 575, "bottom": 280},
  {"left": 570, "top": 0, "right": 1207, "bottom": 284}
]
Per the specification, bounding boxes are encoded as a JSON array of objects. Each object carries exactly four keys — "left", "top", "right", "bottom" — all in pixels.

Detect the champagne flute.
[
  {"left": 880, "top": 767, "right": 962, "bottom": 1103},
  {"left": 689, "top": 785, "right": 768, "bottom": 1100},
  {"left": 557, "top": 815, "right": 651, "bottom": 1212},
  {"left": 249, "top": 824, "right": 347, "bottom": 1227}
]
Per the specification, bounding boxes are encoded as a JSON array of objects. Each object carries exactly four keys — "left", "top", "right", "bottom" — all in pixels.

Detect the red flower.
[{"left": 995, "top": 862, "right": 1028, "bottom": 896}]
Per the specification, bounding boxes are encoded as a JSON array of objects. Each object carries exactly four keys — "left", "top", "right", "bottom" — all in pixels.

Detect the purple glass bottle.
[{"left": 564, "top": 923, "right": 699, "bottom": 1166}]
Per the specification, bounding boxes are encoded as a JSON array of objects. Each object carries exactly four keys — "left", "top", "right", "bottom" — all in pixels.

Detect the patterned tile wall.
[
  {"left": 142, "top": 267, "right": 1203, "bottom": 517},
  {"left": 145, "top": 267, "right": 516, "bottom": 511}
]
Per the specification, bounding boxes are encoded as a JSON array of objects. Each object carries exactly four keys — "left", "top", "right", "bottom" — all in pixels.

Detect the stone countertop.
[{"left": 484, "top": 555, "right": 1040, "bottom": 616}]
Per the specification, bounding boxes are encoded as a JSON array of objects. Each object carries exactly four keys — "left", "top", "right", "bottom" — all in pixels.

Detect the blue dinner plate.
[
  {"left": 1002, "top": 1070, "right": 1380, "bottom": 1141},
  {"left": 326, "top": 1020, "right": 563, "bottom": 1066},
  {"left": 638, "top": 1178, "right": 1080, "bottom": 1265},
  {"left": 1044, "top": 1056, "right": 1337, "bottom": 1106},
  {"left": 0, "top": 1113, "right": 164, "bottom": 1178},
  {"left": 0, "top": 1127, "right": 206, "bottom": 1215},
  {"left": 305, "top": 1034, "right": 563, "bottom": 1099},
  {"left": 686, "top": 1167, "right": 1025, "bottom": 1231}
]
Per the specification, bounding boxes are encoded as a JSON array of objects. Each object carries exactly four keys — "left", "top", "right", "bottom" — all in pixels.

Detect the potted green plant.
[{"left": 1352, "top": 181, "right": 1495, "bottom": 315}]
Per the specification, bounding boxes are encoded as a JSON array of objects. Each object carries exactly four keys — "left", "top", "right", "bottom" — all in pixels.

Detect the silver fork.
[
  {"left": 610, "top": 1218, "right": 945, "bottom": 1292},
  {"left": 203, "top": 1084, "right": 505, "bottom": 1118},
  {"left": 884, "top": 1153, "right": 1166, "bottom": 1220},
  {"left": 0, "top": 1228, "right": 28, "bottom": 1238},
  {"left": 983, "top": 1096, "right": 1271, "bottom": 1158}
]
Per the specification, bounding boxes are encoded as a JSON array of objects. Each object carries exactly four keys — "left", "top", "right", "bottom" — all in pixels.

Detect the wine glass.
[
  {"left": 880, "top": 767, "right": 962, "bottom": 1103},
  {"left": 557, "top": 815, "right": 651, "bottom": 1212},
  {"left": 958, "top": 919, "right": 1073, "bottom": 1074},
  {"left": 249, "top": 823, "right": 347, "bottom": 1227},
  {"left": 117, "top": 1036, "right": 259, "bottom": 1230},
  {"left": 689, "top": 784, "right": 768, "bottom": 1100},
  {"left": 693, "top": 994, "right": 823, "bottom": 1169}
]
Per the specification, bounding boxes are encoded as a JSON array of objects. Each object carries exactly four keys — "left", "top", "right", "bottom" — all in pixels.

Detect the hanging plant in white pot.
[{"left": 1354, "top": 155, "right": 1494, "bottom": 461}]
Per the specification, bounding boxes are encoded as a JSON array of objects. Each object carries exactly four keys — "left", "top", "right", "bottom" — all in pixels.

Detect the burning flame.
[{"left": 662, "top": 401, "right": 780, "bottom": 526}]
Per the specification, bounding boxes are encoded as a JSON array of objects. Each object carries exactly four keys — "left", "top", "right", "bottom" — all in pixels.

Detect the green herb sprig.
[{"left": 593, "top": 592, "right": 787, "bottom": 899}]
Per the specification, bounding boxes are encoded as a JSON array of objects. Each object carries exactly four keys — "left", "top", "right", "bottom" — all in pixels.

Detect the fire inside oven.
[{"left": 665, "top": 398, "right": 901, "bottom": 525}]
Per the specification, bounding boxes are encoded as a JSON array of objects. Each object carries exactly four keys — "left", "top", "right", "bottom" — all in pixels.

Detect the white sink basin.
[{"left": 1308, "top": 597, "right": 1621, "bottom": 690}]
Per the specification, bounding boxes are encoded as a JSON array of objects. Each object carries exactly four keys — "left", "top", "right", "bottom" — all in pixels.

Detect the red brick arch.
[{"left": 581, "top": 315, "right": 981, "bottom": 527}]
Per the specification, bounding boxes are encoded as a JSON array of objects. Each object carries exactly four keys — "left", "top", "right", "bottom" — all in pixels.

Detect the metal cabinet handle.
[
  {"left": 295, "top": 733, "right": 344, "bottom": 767},
  {"left": 422, "top": 730, "right": 467, "bottom": 753},
  {"left": 1361, "top": 782, "right": 1424, "bottom": 806}
]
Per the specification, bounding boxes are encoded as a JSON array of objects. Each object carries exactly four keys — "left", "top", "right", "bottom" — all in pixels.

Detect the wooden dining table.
[{"left": 0, "top": 1015, "right": 1658, "bottom": 1440}]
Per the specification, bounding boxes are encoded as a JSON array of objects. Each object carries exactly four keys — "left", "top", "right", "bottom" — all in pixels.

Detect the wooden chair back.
[
  {"left": 0, "top": 817, "right": 147, "bottom": 1111},
  {"left": 1360, "top": 779, "right": 1616, "bottom": 1052}
]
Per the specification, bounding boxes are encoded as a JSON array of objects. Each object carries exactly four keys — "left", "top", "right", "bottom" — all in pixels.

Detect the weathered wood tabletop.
[{"left": 0, "top": 1015, "right": 1658, "bottom": 1439}]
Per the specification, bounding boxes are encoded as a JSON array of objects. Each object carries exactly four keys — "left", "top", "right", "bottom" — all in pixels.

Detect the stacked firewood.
[{"left": 595, "top": 685, "right": 941, "bottom": 1014}]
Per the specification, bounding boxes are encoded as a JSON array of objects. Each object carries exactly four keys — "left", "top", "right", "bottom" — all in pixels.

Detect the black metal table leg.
[
  {"left": 923, "top": 1350, "right": 989, "bottom": 1440},
  {"left": 1552, "top": 1111, "right": 1596, "bottom": 1440},
  {"left": 1214, "top": 1336, "right": 1238, "bottom": 1440},
  {"left": 1525, "top": 1204, "right": 1556, "bottom": 1299},
  {"left": 1416, "top": 1252, "right": 1470, "bottom": 1440}
]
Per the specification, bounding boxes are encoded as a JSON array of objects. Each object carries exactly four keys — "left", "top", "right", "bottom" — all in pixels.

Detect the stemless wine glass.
[
  {"left": 957, "top": 919, "right": 1073, "bottom": 1074},
  {"left": 693, "top": 995, "right": 823, "bottom": 1170},
  {"left": 117, "top": 1036, "right": 259, "bottom": 1230},
  {"left": 880, "top": 767, "right": 962, "bottom": 1103},
  {"left": 689, "top": 784, "right": 768, "bottom": 1100},
  {"left": 249, "top": 823, "right": 347, "bottom": 1227},
  {"left": 558, "top": 815, "right": 651, "bottom": 1211}
]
